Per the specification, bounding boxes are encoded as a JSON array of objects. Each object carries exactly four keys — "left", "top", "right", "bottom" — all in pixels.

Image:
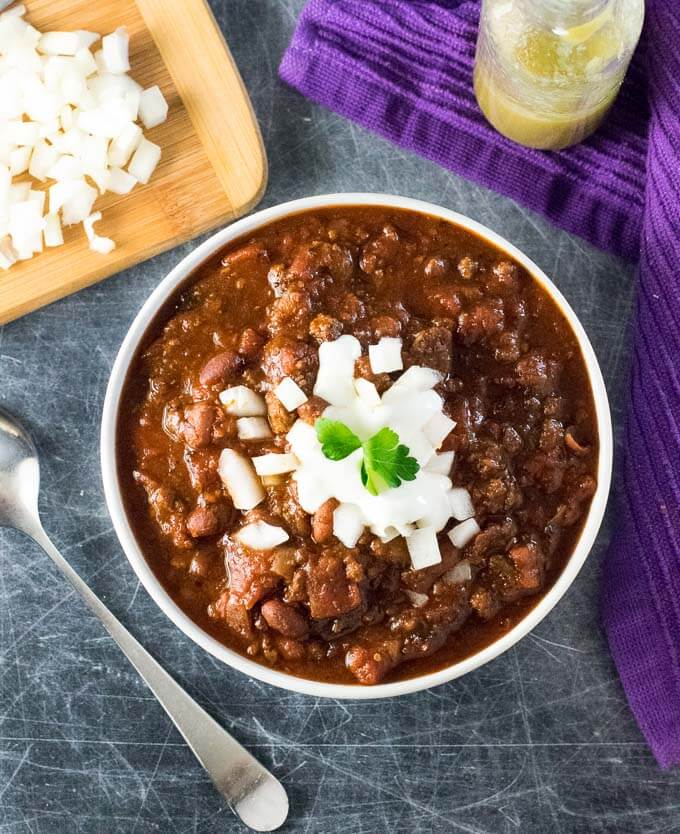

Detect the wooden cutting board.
[{"left": 0, "top": 0, "right": 267, "bottom": 324}]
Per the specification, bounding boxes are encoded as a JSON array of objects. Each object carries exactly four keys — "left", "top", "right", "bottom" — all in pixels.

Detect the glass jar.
[{"left": 473, "top": 0, "right": 645, "bottom": 150}]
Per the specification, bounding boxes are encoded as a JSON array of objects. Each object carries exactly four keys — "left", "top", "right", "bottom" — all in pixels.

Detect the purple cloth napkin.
[{"left": 280, "top": 1, "right": 680, "bottom": 767}]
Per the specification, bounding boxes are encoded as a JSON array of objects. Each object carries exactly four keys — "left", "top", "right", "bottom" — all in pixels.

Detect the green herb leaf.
[
  {"left": 362, "top": 427, "right": 420, "bottom": 494},
  {"left": 315, "top": 418, "right": 362, "bottom": 461},
  {"left": 316, "top": 419, "right": 420, "bottom": 495}
]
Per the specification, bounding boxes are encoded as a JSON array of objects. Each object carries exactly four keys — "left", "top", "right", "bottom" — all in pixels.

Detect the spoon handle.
[{"left": 31, "top": 526, "right": 288, "bottom": 833}]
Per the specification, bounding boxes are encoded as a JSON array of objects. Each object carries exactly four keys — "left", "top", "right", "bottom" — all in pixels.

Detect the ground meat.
[
  {"left": 297, "top": 395, "right": 327, "bottom": 425},
  {"left": 210, "top": 591, "right": 255, "bottom": 641},
  {"left": 261, "top": 598, "right": 309, "bottom": 639},
  {"left": 515, "top": 351, "right": 560, "bottom": 395},
  {"left": 265, "top": 390, "right": 296, "bottom": 434},
  {"left": 457, "top": 299, "right": 505, "bottom": 344},
  {"left": 359, "top": 224, "right": 400, "bottom": 274},
  {"left": 508, "top": 541, "right": 544, "bottom": 591},
  {"left": 261, "top": 336, "right": 319, "bottom": 390},
  {"left": 309, "top": 313, "right": 343, "bottom": 343},
  {"left": 225, "top": 538, "right": 281, "bottom": 608},
  {"left": 345, "top": 637, "right": 402, "bottom": 685},
  {"left": 266, "top": 480, "right": 311, "bottom": 538},
  {"left": 267, "top": 291, "right": 312, "bottom": 339},
  {"left": 408, "top": 326, "right": 453, "bottom": 374},
  {"left": 134, "top": 472, "right": 191, "bottom": 550},
  {"left": 306, "top": 552, "right": 363, "bottom": 619},
  {"left": 458, "top": 255, "right": 478, "bottom": 279},
  {"left": 354, "top": 355, "right": 391, "bottom": 393}
]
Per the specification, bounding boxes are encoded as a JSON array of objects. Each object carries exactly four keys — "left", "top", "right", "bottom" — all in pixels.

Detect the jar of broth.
[{"left": 473, "top": 0, "right": 644, "bottom": 150}]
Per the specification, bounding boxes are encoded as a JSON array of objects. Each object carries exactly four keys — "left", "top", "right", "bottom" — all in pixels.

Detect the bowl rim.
[{"left": 101, "top": 192, "right": 613, "bottom": 699}]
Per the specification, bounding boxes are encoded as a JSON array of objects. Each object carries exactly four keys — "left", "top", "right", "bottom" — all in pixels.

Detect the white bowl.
[{"left": 101, "top": 193, "right": 613, "bottom": 699}]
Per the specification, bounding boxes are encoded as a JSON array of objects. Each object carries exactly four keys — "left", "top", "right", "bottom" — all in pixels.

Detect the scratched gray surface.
[{"left": 1, "top": 1, "right": 679, "bottom": 832}]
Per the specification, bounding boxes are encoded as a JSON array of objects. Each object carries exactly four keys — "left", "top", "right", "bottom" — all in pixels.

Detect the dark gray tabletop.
[{"left": 2, "top": 2, "right": 679, "bottom": 833}]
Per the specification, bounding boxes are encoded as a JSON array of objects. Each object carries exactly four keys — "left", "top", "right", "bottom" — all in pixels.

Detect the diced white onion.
[
  {"left": 444, "top": 560, "right": 472, "bottom": 585},
  {"left": 333, "top": 503, "right": 365, "bottom": 548},
  {"left": 448, "top": 487, "right": 475, "bottom": 521},
  {"left": 38, "top": 31, "right": 99, "bottom": 57},
  {"left": 237, "top": 521, "right": 288, "bottom": 550},
  {"left": 368, "top": 337, "right": 403, "bottom": 374},
  {"left": 0, "top": 15, "right": 168, "bottom": 268},
  {"left": 426, "top": 451, "right": 455, "bottom": 475},
  {"left": 128, "top": 136, "right": 160, "bottom": 184},
  {"left": 107, "top": 166, "right": 137, "bottom": 194},
  {"left": 108, "top": 121, "right": 142, "bottom": 167},
  {"left": 83, "top": 211, "right": 114, "bottom": 254},
  {"left": 0, "top": 236, "right": 18, "bottom": 270},
  {"left": 252, "top": 453, "right": 299, "bottom": 476},
  {"left": 138, "top": 85, "right": 168, "bottom": 129},
  {"left": 382, "top": 365, "right": 442, "bottom": 403},
  {"left": 43, "top": 213, "right": 63, "bottom": 247},
  {"left": 406, "top": 526, "right": 442, "bottom": 570},
  {"left": 405, "top": 590, "right": 429, "bottom": 608},
  {"left": 274, "top": 377, "right": 307, "bottom": 411},
  {"left": 314, "top": 335, "right": 361, "bottom": 406},
  {"left": 101, "top": 27, "right": 130, "bottom": 74},
  {"left": 448, "top": 518, "right": 481, "bottom": 549},
  {"left": 236, "top": 417, "right": 272, "bottom": 441},
  {"left": 219, "top": 386, "right": 267, "bottom": 417},
  {"left": 218, "top": 449, "right": 265, "bottom": 510},
  {"left": 423, "top": 412, "right": 456, "bottom": 449},
  {"left": 354, "top": 377, "right": 381, "bottom": 407}
]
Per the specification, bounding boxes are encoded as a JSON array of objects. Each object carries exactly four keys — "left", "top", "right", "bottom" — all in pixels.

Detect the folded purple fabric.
[
  {"left": 280, "top": 0, "right": 649, "bottom": 262},
  {"left": 281, "top": 1, "right": 680, "bottom": 767}
]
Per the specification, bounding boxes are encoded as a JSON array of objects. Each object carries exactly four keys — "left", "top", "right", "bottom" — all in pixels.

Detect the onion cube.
[
  {"left": 128, "top": 137, "right": 160, "bottom": 184},
  {"left": 448, "top": 487, "right": 475, "bottom": 521},
  {"left": 333, "top": 503, "right": 364, "bottom": 548},
  {"left": 107, "top": 166, "right": 137, "bottom": 195},
  {"left": 9, "top": 146, "right": 30, "bottom": 176},
  {"left": 139, "top": 85, "right": 169, "bottom": 129},
  {"left": 43, "top": 214, "right": 63, "bottom": 247},
  {"left": 0, "top": 236, "right": 18, "bottom": 270},
  {"left": 444, "top": 560, "right": 472, "bottom": 585},
  {"left": 38, "top": 31, "right": 99, "bottom": 56},
  {"left": 236, "top": 416, "right": 272, "bottom": 441},
  {"left": 74, "top": 47, "right": 97, "bottom": 77},
  {"left": 314, "top": 334, "right": 361, "bottom": 406},
  {"left": 219, "top": 386, "right": 267, "bottom": 417},
  {"left": 252, "top": 453, "right": 299, "bottom": 476},
  {"left": 108, "top": 122, "right": 142, "bottom": 167},
  {"left": 425, "top": 451, "right": 455, "bottom": 475},
  {"left": 28, "top": 141, "right": 59, "bottom": 181},
  {"left": 406, "top": 526, "right": 442, "bottom": 570},
  {"left": 274, "top": 377, "right": 308, "bottom": 411},
  {"left": 237, "top": 521, "right": 288, "bottom": 550},
  {"left": 368, "top": 337, "right": 403, "bottom": 374},
  {"left": 354, "top": 377, "right": 381, "bottom": 407},
  {"left": 382, "top": 365, "right": 442, "bottom": 402},
  {"left": 423, "top": 412, "right": 456, "bottom": 449},
  {"left": 405, "top": 590, "right": 429, "bottom": 608},
  {"left": 448, "top": 518, "right": 481, "bottom": 549},
  {"left": 218, "top": 449, "right": 265, "bottom": 510},
  {"left": 84, "top": 212, "right": 115, "bottom": 254},
  {"left": 101, "top": 27, "right": 130, "bottom": 74}
]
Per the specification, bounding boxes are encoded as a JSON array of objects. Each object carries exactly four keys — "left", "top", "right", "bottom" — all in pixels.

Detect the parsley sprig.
[{"left": 316, "top": 418, "right": 420, "bottom": 496}]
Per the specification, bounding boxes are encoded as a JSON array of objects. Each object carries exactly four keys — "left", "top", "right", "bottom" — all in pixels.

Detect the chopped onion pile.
[
  {"left": 215, "top": 335, "right": 481, "bottom": 570},
  {"left": 0, "top": 6, "right": 168, "bottom": 267}
]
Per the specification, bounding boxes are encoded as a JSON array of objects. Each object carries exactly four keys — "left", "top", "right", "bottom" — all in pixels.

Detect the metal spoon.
[{"left": 0, "top": 407, "right": 288, "bottom": 832}]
